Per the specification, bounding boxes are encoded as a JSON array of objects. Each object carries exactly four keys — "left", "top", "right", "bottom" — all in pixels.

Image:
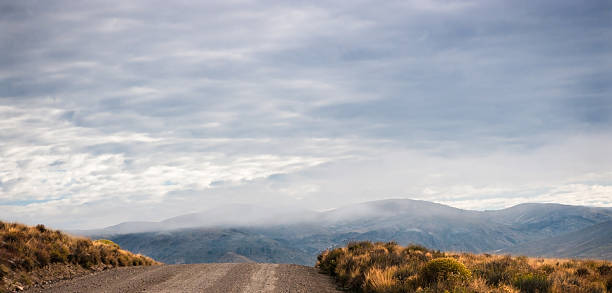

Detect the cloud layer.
[{"left": 1, "top": 0, "right": 611, "bottom": 228}]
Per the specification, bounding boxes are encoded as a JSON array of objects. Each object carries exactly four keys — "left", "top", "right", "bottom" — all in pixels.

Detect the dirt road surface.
[{"left": 24, "top": 263, "right": 340, "bottom": 293}]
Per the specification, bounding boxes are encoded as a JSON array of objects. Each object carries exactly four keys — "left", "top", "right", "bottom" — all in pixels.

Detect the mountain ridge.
[{"left": 75, "top": 199, "right": 612, "bottom": 265}]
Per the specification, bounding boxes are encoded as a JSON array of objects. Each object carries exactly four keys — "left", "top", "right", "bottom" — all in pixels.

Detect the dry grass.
[
  {"left": 317, "top": 241, "right": 612, "bottom": 293},
  {"left": 0, "top": 221, "right": 159, "bottom": 292}
]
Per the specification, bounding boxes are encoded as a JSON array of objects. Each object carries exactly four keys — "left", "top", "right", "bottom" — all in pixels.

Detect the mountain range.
[{"left": 75, "top": 199, "right": 612, "bottom": 265}]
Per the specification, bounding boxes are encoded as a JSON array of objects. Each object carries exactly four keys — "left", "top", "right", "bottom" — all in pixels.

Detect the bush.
[
  {"left": 597, "top": 264, "right": 611, "bottom": 276},
  {"left": 316, "top": 248, "right": 344, "bottom": 276},
  {"left": 539, "top": 264, "right": 555, "bottom": 275},
  {"left": 420, "top": 257, "right": 472, "bottom": 286},
  {"left": 364, "top": 266, "right": 397, "bottom": 292},
  {"left": 476, "top": 256, "right": 518, "bottom": 286},
  {"left": 513, "top": 273, "right": 551, "bottom": 293},
  {"left": 405, "top": 243, "right": 429, "bottom": 252},
  {"left": 317, "top": 242, "right": 611, "bottom": 293},
  {"left": 0, "top": 221, "right": 159, "bottom": 292},
  {"left": 347, "top": 241, "right": 374, "bottom": 254},
  {"left": 0, "top": 264, "right": 9, "bottom": 278},
  {"left": 576, "top": 267, "right": 590, "bottom": 277},
  {"left": 34, "top": 250, "right": 50, "bottom": 266},
  {"left": 94, "top": 239, "right": 120, "bottom": 249},
  {"left": 35, "top": 224, "right": 47, "bottom": 233}
]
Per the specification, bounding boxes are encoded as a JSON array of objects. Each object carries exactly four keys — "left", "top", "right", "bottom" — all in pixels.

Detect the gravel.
[{"left": 23, "top": 263, "right": 339, "bottom": 293}]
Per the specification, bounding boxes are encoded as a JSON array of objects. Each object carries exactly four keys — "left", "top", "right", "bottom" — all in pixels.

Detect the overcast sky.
[{"left": 1, "top": 0, "right": 611, "bottom": 229}]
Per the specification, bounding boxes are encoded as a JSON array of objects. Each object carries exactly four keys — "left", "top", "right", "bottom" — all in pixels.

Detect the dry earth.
[{"left": 23, "top": 263, "right": 339, "bottom": 293}]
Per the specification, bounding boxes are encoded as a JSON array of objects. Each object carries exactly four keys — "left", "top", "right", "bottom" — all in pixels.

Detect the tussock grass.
[
  {"left": 0, "top": 221, "right": 159, "bottom": 292},
  {"left": 317, "top": 241, "right": 612, "bottom": 292}
]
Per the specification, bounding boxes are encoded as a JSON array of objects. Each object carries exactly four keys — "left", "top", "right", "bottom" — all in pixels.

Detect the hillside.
[
  {"left": 109, "top": 228, "right": 314, "bottom": 265},
  {"left": 502, "top": 220, "right": 612, "bottom": 260},
  {"left": 317, "top": 241, "right": 612, "bottom": 293},
  {"left": 0, "top": 221, "right": 158, "bottom": 292},
  {"left": 85, "top": 199, "right": 612, "bottom": 265}
]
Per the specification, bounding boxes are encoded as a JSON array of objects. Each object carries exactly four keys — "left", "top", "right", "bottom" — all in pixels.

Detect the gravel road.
[{"left": 24, "top": 263, "right": 340, "bottom": 293}]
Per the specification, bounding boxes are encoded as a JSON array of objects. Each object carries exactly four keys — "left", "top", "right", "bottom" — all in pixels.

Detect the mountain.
[
  {"left": 500, "top": 220, "right": 612, "bottom": 260},
  {"left": 80, "top": 199, "right": 612, "bottom": 265},
  {"left": 76, "top": 204, "right": 319, "bottom": 235},
  {"left": 108, "top": 227, "right": 315, "bottom": 265},
  {"left": 485, "top": 202, "right": 612, "bottom": 238}
]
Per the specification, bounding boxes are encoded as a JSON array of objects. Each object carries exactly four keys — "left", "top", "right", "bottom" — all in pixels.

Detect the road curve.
[{"left": 24, "top": 263, "right": 340, "bottom": 293}]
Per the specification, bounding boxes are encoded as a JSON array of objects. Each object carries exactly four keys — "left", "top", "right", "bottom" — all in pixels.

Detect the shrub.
[
  {"left": 420, "top": 257, "right": 472, "bottom": 286},
  {"left": 317, "top": 242, "right": 611, "bottom": 293},
  {"left": 597, "top": 264, "right": 611, "bottom": 276},
  {"left": 0, "top": 221, "right": 159, "bottom": 292},
  {"left": 364, "top": 266, "right": 397, "bottom": 292},
  {"left": 576, "top": 267, "right": 590, "bottom": 277},
  {"left": 0, "top": 264, "right": 9, "bottom": 279},
  {"left": 347, "top": 241, "right": 375, "bottom": 254},
  {"left": 513, "top": 273, "right": 551, "bottom": 293},
  {"left": 94, "top": 239, "right": 120, "bottom": 249},
  {"left": 316, "top": 248, "right": 345, "bottom": 276},
  {"left": 49, "top": 245, "right": 69, "bottom": 263},
  {"left": 35, "top": 224, "right": 47, "bottom": 233},
  {"left": 539, "top": 264, "right": 555, "bottom": 275},
  {"left": 475, "top": 256, "right": 519, "bottom": 286},
  {"left": 34, "top": 250, "right": 50, "bottom": 266},
  {"left": 405, "top": 243, "right": 429, "bottom": 252}
]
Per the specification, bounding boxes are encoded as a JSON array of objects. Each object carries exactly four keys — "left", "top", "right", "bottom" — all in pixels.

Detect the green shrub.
[
  {"left": 513, "top": 273, "right": 551, "bottom": 293},
  {"left": 94, "top": 239, "right": 120, "bottom": 249},
  {"left": 420, "top": 257, "right": 472, "bottom": 286},
  {"left": 49, "top": 246, "right": 68, "bottom": 263}
]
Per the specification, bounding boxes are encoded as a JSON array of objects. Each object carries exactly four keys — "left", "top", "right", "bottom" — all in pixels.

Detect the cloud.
[{"left": 1, "top": 0, "right": 611, "bottom": 228}]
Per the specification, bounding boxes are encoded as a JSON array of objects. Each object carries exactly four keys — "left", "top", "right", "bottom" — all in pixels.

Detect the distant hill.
[
  {"left": 109, "top": 228, "right": 315, "bottom": 265},
  {"left": 485, "top": 202, "right": 612, "bottom": 238},
  {"left": 79, "top": 199, "right": 612, "bottom": 265},
  {"left": 501, "top": 220, "right": 612, "bottom": 260},
  {"left": 76, "top": 204, "right": 319, "bottom": 235}
]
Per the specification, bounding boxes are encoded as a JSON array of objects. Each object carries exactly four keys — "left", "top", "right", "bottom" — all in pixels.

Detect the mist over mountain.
[
  {"left": 501, "top": 220, "right": 612, "bottom": 260},
  {"left": 78, "top": 199, "right": 612, "bottom": 265}
]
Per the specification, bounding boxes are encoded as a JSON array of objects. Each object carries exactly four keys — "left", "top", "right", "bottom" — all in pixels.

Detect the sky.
[{"left": 1, "top": 0, "right": 611, "bottom": 229}]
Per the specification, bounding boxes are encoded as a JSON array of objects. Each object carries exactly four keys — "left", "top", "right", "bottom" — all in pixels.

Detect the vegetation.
[
  {"left": 317, "top": 241, "right": 612, "bottom": 292},
  {"left": 0, "top": 221, "right": 159, "bottom": 292}
]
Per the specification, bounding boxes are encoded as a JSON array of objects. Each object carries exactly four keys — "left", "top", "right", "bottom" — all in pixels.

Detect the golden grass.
[
  {"left": 317, "top": 241, "right": 612, "bottom": 293},
  {"left": 0, "top": 221, "right": 159, "bottom": 292}
]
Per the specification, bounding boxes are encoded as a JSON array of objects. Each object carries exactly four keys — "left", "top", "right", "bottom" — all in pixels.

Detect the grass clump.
[
  {"left": 513, "top": 273, "right": 551, "bottom": 293},
  {"left": 0, "top": 221, "right": 160, "bottom": 292},
  {"left": 317, "top": 241, "right": 612, "bottom": 293}
]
